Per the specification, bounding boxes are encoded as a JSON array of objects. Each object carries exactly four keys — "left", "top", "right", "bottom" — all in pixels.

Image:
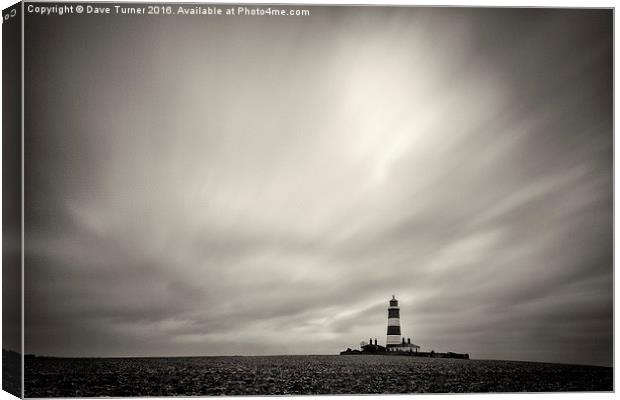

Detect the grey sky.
[{"left": 23, "top": 7, "right": 612, "bottom": 366}]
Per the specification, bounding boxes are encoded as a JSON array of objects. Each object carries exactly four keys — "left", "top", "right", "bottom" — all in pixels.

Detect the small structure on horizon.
[
  {"left": 360, "top": 338, "right": 386, "bottom": 353},
  {"left": 339, "top": 295, "right": 468, "bottom": 360},
  {"left": 388, "top": 337, "right": 420, "bottom": 353}
]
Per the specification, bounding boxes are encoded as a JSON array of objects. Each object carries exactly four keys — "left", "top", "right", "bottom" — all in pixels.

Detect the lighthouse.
[{"left": 386, "top": 295, "right": 401, "bottom": 348}]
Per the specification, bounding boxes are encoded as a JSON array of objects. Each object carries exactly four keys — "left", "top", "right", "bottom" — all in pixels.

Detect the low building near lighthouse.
[
  {"left": 360, "top": 338, "right": 386, "bottom": 354},
  {"left": 387, "top": 338, "right": 420, "bottom": 353}
]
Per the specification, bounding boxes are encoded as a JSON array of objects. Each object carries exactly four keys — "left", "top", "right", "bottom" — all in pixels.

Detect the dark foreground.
[{"left": 25, "top": 355, "right": 612, "bottom": 397}]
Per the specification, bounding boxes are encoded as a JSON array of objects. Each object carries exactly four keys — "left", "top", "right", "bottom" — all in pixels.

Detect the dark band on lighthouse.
[{"left": 387, "top": 325, "right": 401, "bottom": 335}]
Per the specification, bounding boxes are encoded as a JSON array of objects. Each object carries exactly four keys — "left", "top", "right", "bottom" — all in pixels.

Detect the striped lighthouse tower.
[{"left": 386, "top": 295, "right": 401, "bottom": 348}]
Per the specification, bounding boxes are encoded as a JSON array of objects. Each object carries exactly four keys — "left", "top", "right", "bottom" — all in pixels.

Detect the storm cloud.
[{"left": 23, "top": 7, "right": 612, "bottom": 366}]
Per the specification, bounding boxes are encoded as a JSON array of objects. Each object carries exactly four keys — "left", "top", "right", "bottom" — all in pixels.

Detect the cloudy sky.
[{"left": 23, "top": 7, "right": 612, "bottom": 366}]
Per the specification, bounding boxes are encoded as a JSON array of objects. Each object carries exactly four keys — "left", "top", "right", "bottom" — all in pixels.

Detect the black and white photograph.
[{"left": 1, "top": 0, "right": 614, "bottom": 397}]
